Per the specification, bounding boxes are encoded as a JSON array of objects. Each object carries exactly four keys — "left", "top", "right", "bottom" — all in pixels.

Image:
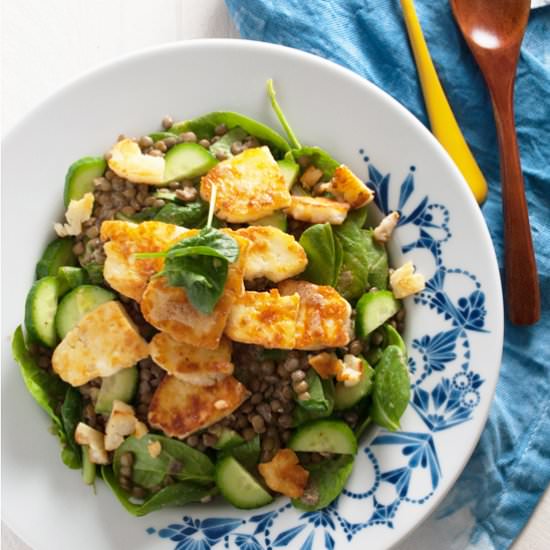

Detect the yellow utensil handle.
[{"left": 400, "top": 0, "right": 488, "bottom": 204}]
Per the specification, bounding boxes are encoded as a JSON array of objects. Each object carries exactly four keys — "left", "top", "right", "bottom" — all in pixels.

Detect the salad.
[{"left": 12, "top": 81, "right": 425, "bottom": 515}]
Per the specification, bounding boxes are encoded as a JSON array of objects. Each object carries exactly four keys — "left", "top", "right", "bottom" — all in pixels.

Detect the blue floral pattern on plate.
[{"left": 147, "top": 152, "right": 487, "bottom": 550}]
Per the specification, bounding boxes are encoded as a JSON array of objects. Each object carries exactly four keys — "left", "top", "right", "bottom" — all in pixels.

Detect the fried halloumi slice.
[
  {"left": 200, "top": 146, "right": 291, "bottom": 223},
  {"left": 329, "top": 165, "right": 374, "bottom": 209},
  {"left": 258, "top": 449, "right": 309, "bottom": 498},
  {"left": 75, "top": 422, "right": 109, "bottom": 465},
  {"left": 150, "top": 332, "right": 234, "bottom": 386},
  {"left": 108, "top": 138, "right": 165, "bottom": 185},
  {"left": 101, "top": 220, "right": 187, "bottom": 302},
  {"left": 141, "top": 231, "right": 250, "bottom": 349},
  {"left": 390, "top": 261, "right": 426, "bottom": 298},
  {"left": 278, "top": 280, "right": 351, "bottom": 350},
  {"left": 284, "top": 196, "right": 349, "bottom": 225},
  {"left": 52, "top": 301, "right": 149, "bottom": 386},
  {"left": 104, "top": 400, "right": 138, "bottom": 451},
  {"left": 225, "top": 290, "right": 300, "bottom": 349},
  {"left": 236, "top": 226, "right": 307, "bottom": 282},
  {"left": 54, "top": 193, "right": 94, "bottom": 237},
  {"left": 308, "top": 351, "right": 343, "bottom": 379},
  {"left": 148, "top": 374, "right": 249, "bottom": 439}
]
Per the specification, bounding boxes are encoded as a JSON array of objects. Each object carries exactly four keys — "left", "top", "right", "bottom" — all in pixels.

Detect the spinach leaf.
[
  {"left": 83, "top": 262, "right": 105, "bottom": 285},
  {"left": 170, "top": 112, "right": 290, "bottom": 157},
  {"left": 116, "top": 206, "right": 162, "bottom": 223},
  {"left": 291, "top": 146, "right": 340, "bottom": 180},
  {"left": 114, "top": 434, "right": 215, "bottom": 490},
  {"left": 296, "top": 369, "right": 335, "bottom": 415},
  {"left": 292, "top": 455, "right": 354, "bottom": 511},
  {"left": 163, "top": 227, "right": 239, "bottom": 262},
  {"left": 61, "top": 387, "right": 83, "bottom": 469},
  {"left": 220, "top": 435, "right": 261, "bottom": 471},
  {"left": 354, "top": 416, "right": 372, "bottom": 440},
  {"left": 149, "top": 131, "right": 177, "bottom": 143},
  {"left": 334, "top": 208, "right": 370, "bottom": 300},
  {"left": 362, "top": 229, "right": 389, "bottom": 290},
  {"left": 371, "top": 345, "right": 410, "bottom": 431},
  {"left": 299, "top": 223, "right": 341, "bottom": 286},
  {"left": 154, "top": 201, "right": 209, "bottom": 228},
  {"left": 267, "top": 79, "right": 301, "bottom": 149},
  {"left": 209, "top": 127, "right": 248, "bottom": 158},
  {"left": 102, "top": 466, "right": 216, "bottom": 517}
]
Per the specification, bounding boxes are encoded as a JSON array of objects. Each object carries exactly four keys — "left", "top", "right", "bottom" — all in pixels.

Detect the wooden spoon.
[{"left": 451, "top": 0, "right": 540, "bottom": 325}]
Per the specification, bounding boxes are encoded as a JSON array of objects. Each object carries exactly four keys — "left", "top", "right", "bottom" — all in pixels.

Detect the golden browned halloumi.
[
  {"left": 140, "top": 231, "right": 250, "bottom": 349},
  {"left": 75, "top": 422, "right": 109, "bottom": 465},
  {"left": 284, "top": 196, "right": 349, "bottom": 225},
  {"left": 148, "top": 374, "right": 249, "bottom": 439},
  {"left": 329, "top": 165, "right": 374, "bottom": 209},
  {"left": 278, "top": 280, "right": 351, "bottom": 350},
  {"left": 390, "top": 261, "right": 425, "bottom": 298},
  {"left": 236, "top": 226, "right": 307, "bottom": 282},
  {"left": 150, "top": 332, "right": 234, "bottom": 386},
  {"left": 101, "top": 220, "right": 187, "bottom": 302},
  {"left": 200, "top": 146, "right": 291, "bottom": 223},
  {"left": 52, "top": 301, "right": 149, "bottom": 386},
  {"left": 108, "top": 138, "right": 165, "bottom": 185},
  {"left": 225, "top": 290, "right": 300, "bottom": 349},
  {"left": 258, "top": 449, "right": 309, "bottom": 498}
]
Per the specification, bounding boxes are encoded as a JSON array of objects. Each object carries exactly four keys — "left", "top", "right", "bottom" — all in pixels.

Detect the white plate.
[{"left": 1, "top": 39, "right": 503, "bottom": 550}]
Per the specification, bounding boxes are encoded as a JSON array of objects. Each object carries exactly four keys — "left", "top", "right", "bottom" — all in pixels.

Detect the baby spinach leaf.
[
  {"left": 102, "top": 466, "right": 216, "bottom": 517},
  {"left": 170, "top": 112, "right": 290, "bottom": 157},
  {"left": 384, "top": 324, "right": 407, "bottom": 356},
  {"left": 149, "top": 131, "right": 177, "bottom": 143},
  {"left": 164, "top": 227, "right": 239, "bottom": 262},
  {"left": 114, "top": 434, "right": 215, "bottom": 490},
  {"left": 220, "top": 435, "right": 261, "bottom": 471},
  {"left": 299, "top": 223, "right": 341, "bottom": 286},
  {"left": 291, "top": 146, "right": 340, "bottom": 180},
  {"left": 61, "top": 387, "right": 83, "bottom": 469},
  {"left": 267, "top": 79, "right": 301, "bottom": 149},
  {"left": 154, "top": 201, "right": 209, "bottom": 228},
  {"left": 295, "top": 369, "right": 335, "bottom": 415},
  {"left": 292, "top": 455, "right": 354, "bottom": 511},
  {"left": 334, "top": 210, "right": 371, "bottom": 300},
  {"left": 362, "top": 229, "right": 389, "bottom": 290},
  {"left": 209, "top": 127, "right": 248, "bottom": 158},
  {"left": 83, "top": 262, "right": 105, "bottom": 285},
  {"left": 371, "top": 345, "right": 410, "bottom": 431}
]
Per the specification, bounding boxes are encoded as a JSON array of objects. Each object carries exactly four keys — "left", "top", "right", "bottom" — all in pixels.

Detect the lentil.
[
  {"left": 293, "top": 380, "right": 309, "bottom": 394},
  {"left": 180, "top": 131, "right": 197, "bottom": 143},
  {"left": 198, "top": 138, "right": 211, "bottom": 149},
  {"left": 214, "top": 123, "right": 228, "bottom": 136},
  {"left": 175, "top": 187, "right": 198, "bottom": 202},
  {"left": 161, "top": 115, "right": 173, "bottom": 130},
  {"left": 139, "top": 135, "right": 154, "bottom": 149}
]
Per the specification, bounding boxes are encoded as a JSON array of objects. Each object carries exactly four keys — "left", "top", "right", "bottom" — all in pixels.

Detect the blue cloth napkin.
[{"left": 224, "top": 1, "right": 550, "bottom": 548}]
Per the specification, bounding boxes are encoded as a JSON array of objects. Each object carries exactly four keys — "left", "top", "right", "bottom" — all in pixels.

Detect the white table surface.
[{"left": 2, "top": 0, "right": 549, "bottom": 548}]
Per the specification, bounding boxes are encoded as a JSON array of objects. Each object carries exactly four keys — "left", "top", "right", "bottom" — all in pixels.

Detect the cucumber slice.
[
  {"left": 163, "top": 143, "right": 217, "bottom": 183},
  {"left": 64, "top": 157, "right": 106, "bottom": 206},
  {"left": 81, "top": 446, "right": 96, "bottom": 485},
  {"left": 36, "top": 238, "right": 77, "bottom": 279},
  {"left": 355, "top": 290, "right": 401, "bottom": 338},
  {"left": 334, "top": 359, "right": 375, "bottom": 410},
  {"left": 384, "top": 324, "right": 407, "bottom": 355},
  {"left": 253, "top": 211, "right": 288, "bottom": 231},
  {"left": 289, "top": 419, "right": 357, "bottom": 455},
  {"left": 95, "top": 367, "right": 138, "bottom": 414},
  {"left": 55, "top": 285, "right": 115, "bottom": 339},
  {"left": 216, "top": 456, "right": 273, "bottom": 509},
  {"left": 24, "top": 276, "right": 59, "bottom": 347},
  {"left": 277, "top": 158, "right": 299, "bottom": 189},
  {"left": 57, "top": 267, "right": 88, "bottom": 296}
]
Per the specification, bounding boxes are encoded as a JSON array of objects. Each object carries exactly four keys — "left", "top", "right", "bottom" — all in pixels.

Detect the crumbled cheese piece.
[
  {"left": 140, "top": 230, "right": 250, "bottom": 349},
  {"left": 308, "top": 352, "right": 343, "bottom": 379},
  {"left": 225, "top": 289, "right": 300, "bottom": 349},
  {"left": 214, "top": 400, "right": 229, "bottom": 410},
  {"left": 200, "top": 146, "right": 291, "bottom": 222},
  {"left": 149, "top": 332, "right": 234, "bottom": 386},
  {"left": 54, "top": 193, "right": 94, "bottom": 237},
  {"left": 74, "top": 422, "right": 109, "bottom": 465},
  {"left": 258, "top": 449, "right": 309, "bottom": 498},
  {"left": 373, "top": 211, "right": 400, "bottom": 243},
  {"left": 101, "top": 220, "right": 187, "bottom": 302},
  {"left": 147, "top": 440, "right": 162, "bottom": 458},
  {"left": 336, "top": 354, "right": 363, "bottom": 387},
  {"left": 236, "top": 226, "right": 307, "bottom": 282},
  {"left": 52, "top": 301, "right": 149, "bottom": 386},
  {"left": 108, "top": 138, "right": 165, "bottom": 184},
  {"left": 134, "top": 421, "right": 149, "bottom": 439},
  {"left": 300, "top": 165, "right": 324, "bottom": 189},
  {"left": 285, "top": 196, "right": 349, "bottom": 225},
  {"left": 328, "top": 165, "right": 374, "bottom": 209},
  {"left": 390, "top": 261, "right": 426, "bottom": 299},
  {"left": 278, "top": 280, "right": 352, "bottom": 350},
  {"left": 104, "top": 400, "right": 138, "bottom": 451},
  {"left": 148, "top": 375, "right": 249, "bottom": 439}
]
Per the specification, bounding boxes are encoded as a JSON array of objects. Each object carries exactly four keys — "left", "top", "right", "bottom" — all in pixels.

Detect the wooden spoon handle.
[{"left": 491, "top": 85, "right": 540, "bottom": 324}]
